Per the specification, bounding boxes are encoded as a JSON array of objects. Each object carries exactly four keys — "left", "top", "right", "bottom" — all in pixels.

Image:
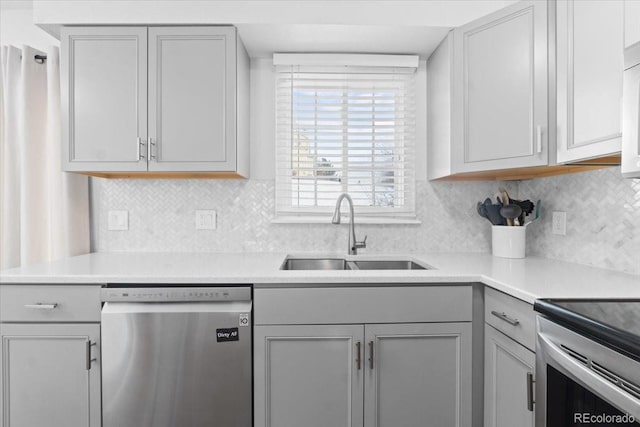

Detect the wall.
[
  {"left": 89, "top": 57, "right": 640, "bottom": 275},
  {"left": 3, "top": 1, "right": 639, "bottom": 274}
]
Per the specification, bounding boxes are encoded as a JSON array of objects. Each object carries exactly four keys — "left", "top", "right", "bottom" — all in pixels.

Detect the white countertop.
[{"left": 1, "top": 252, "right": 638, "bottom": 304}]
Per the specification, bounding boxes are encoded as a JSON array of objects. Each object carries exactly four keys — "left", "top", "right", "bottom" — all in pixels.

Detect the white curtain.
[{"left": 0, "top": 45, "right": 89, "bottom": 270}]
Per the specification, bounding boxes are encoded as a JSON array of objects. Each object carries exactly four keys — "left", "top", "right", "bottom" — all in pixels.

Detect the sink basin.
[
  {"left": 280, "top": 257, "right": 431, "bottom": 270},
  {"left": 280, "top": 258, "right": 353, "bottom": 270},
  {"left": 351, "top": 260, "right": 427, "bottom": 270}
]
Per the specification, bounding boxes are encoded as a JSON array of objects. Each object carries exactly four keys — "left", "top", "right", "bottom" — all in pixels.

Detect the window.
[{"left": 275, "top": 54, "right": 417, "bottom": 221}]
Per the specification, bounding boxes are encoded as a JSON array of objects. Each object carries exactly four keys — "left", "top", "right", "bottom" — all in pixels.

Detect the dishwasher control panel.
[{"left": 101, "top": 286, "right": 251, "bottom": 302}]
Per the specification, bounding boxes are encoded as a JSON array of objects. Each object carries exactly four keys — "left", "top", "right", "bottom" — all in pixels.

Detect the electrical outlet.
[
  {"left": 107, "top": 210, "right": 129, "bottom": 231},
  {"left": 552, "top": 211, "right": 566, "bottom": 235},
  {"left": 195, "top": 210, "right": 217, "bottom": 230}
]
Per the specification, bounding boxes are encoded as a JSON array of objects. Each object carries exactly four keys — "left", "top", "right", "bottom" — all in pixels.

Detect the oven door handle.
[{"left": 538, "top": 332, "right": 640, "bottom": 420}]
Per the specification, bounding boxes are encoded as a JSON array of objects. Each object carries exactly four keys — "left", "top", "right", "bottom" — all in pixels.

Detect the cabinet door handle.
[
  {"left": 491, "top": 310, "right": 520, "bottom": 326},
  {"left": 86, "top": 340, "right": 97, "bottom": 370},
  {"left": 536, "top": 125, "right": 543, "bottom": 154},
  {"left": 148, "top": 138, "right": 156, "bottom": 160},
  {"left": 526, "top": 372, "right": 535, "bottom": 411},
  {"left": 137, "top": 137, "right": 146, "bottom": 160},
  {"left": 356, "top": 341, "right": 362, "bottom": 370},
  {"left": 368, "top": 341, "right": 374, "bottom": 370},
  {"left": 24, "top": 303, "right": 58, "bottom": 310}
]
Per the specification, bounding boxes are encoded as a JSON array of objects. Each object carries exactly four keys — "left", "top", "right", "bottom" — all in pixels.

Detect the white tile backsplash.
[
  {"left": 520, "top": 167, "right": 640, "bottom": 275},
  {"left": 90, "top": 167, "right": 640, "bottom": 275},
  {"left": 91, "top": 179, "right": 514, "bottom": 254}
]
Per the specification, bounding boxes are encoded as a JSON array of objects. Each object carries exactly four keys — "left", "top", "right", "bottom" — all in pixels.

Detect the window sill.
[{"left": 271, "top": 216, "right": 421, "bottom": 225}]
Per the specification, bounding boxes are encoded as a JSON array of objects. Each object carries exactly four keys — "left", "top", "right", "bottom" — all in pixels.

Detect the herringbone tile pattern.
[
  {"left": 91, "top": 179, "right": 514, "bottom": 255},
  {"left": 520, "top": 167, "right": 640, "bottom": 275},
  {"left": 91, "top": 167, "right": 640, "bottom": 275}
]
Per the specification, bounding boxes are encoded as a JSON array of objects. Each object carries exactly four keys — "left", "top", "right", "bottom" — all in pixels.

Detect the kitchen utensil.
[
  {"left": 500, "top": 204, "right": 522, "bottom": 226},
  {"left": 499, "top": 188, "right": 511, "bottom": 203},
  {"left": 477, "top": 201, "right": 491, "bottom": 224},
  {"left": 484, "top": 198, "right": 506, "bottom": 225}
]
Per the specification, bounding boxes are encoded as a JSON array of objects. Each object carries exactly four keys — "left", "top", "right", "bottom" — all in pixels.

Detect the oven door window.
[{"left": 547, "top": 365, "right": 639, "bottom": 426}]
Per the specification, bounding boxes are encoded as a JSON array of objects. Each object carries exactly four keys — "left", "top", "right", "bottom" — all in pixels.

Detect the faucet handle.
[{"left": 355, "top": 235, "right": 367, "bottom": 249}]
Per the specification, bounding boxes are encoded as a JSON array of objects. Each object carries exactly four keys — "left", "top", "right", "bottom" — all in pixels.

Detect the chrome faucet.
[{"left": 331, "top": 193, "right": 367, "bottom": 255}]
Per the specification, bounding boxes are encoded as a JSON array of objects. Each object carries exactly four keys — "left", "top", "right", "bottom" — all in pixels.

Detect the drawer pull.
[
  {"left": 368, "top": 341, "right": 374, "bottom": 370},
  {"left": 24, "top": 303, "right": 58, "bottom": 310},
  {"left": 491, "top": 310, "right": 520, "bottom": 326},
  {"left": 356, "top": 341, "right": 362, "bottom": 370}
]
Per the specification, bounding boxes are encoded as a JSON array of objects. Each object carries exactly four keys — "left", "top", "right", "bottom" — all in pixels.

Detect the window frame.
[{"left": 274, "top": 54, "right": 418, "bottom": 223}]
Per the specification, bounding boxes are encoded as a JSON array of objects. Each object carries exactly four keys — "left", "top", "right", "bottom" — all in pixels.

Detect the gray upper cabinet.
[
  {"left": 452, "top": 0, "right": 548, "bottom": 173},
  {"left": 556, "top": 0, "right": 624, "bottom": 163},
  {"left": 622, "top": 42, "right": 640, "bottom": 178},
  {"left": 148, "top": 27, "right": 238, "bottom": 172},
  {"left": 62, "top": 26, "right": 249, "bottom": 176},
  {"left": 61, "top": 27, "right": 148, "bottom": 172},
  {"left": 428, "top": 0, "right": 548, "bottom": 180}
]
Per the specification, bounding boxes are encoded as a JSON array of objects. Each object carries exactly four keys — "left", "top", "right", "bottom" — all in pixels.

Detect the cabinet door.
[
  {"left": 254, "top": 324, "right": 364, "bottom": 427},
  {"left": 622, "top": 49, "right": 640, "bottom": 178},
  {"left": 61, "top": 27, "right": 148, "bottom": 172},
  {"left": 0, "top": 323, "right": 101, "bottom": 427},
  {"left": 148, "top": 27, "right": 237, "bottom": 172},
  {"left": 453, "top": 0, "right": 548, "bottom": 172},
  {"left": 556, "top": 0, "right": 624, "bottom": 163},
  {"left": 364, "top": 323, "right": 472, "bottom": 427},
  {"left": 484, "top": 324, "right": 535, "bottom": 427}
]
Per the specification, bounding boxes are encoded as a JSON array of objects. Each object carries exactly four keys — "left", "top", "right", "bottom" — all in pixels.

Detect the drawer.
[
  {"left": 485, "top": 287, "right": 535, "bottom": 351},
  {"left": 0, "top": 285, "right": 101, "bottom": 322},
  {"left": 254, "top": 285, "right": 472, "bottom": 325}
]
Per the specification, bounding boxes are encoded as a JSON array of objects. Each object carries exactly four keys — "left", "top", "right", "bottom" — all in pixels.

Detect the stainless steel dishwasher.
[{"left": 101, "top": 286, "right": 252, "bottom": 427}]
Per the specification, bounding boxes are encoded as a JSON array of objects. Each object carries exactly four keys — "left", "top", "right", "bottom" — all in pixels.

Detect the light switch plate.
[
  {"left": 108, "top": 210, "right": 129, "bottom": 231},
  {"left": 552, "top": 211, "right": 566, "bottom": 235},
  {"left": 195, "top": 210, "right": 217, "bottom": 230}
]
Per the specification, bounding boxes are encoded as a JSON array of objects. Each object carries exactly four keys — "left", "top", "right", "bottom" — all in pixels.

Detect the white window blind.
[{"left": 275, "top": 56, "right": 417, "bottom": 220}]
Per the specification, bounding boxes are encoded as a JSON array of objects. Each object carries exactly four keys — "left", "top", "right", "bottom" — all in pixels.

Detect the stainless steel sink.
[
  {"left": 280, "top": 257, "right": 431, "bottom": 270},
  {"left": 280, "top": 258, "right": 354, "bottom": 270},
  {"left": 351, "top": 260, "right": 427, "bottom": 270}
]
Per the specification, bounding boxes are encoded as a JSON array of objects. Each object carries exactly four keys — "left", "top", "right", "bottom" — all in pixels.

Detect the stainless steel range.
[
  {"left": 101, "top": 286, "right": 252, "bottom": 427},
  {"left": 535, "top": 300, "right": 640, "bottom": 427}
]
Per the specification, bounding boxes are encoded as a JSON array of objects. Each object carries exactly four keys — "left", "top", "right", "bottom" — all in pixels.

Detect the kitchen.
[{"left": 0, "top": 0, "right": 639, "bottom": 426}]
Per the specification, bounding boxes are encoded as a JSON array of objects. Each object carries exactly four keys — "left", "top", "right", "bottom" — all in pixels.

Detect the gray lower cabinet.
[
  {"left": 484, "top": 324, "right": 535, "bottom": 427},
  {"left": 254, "top": 324, "right": 364, "bottom": 427},
  {"left": 364, "top": 323, "right": 472, "bottom": 427},
  {"left": 254, "top": 321, "right": 472, "bottom": 427},
  {"left": 483, "top": 287, "right": 537, "bottom": 427},
  {"left": 0, "top": 323, "right": 101, "bottom": 427},
  {"left": 0, "top": 285, "right": 102, "bottom": 427}
]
